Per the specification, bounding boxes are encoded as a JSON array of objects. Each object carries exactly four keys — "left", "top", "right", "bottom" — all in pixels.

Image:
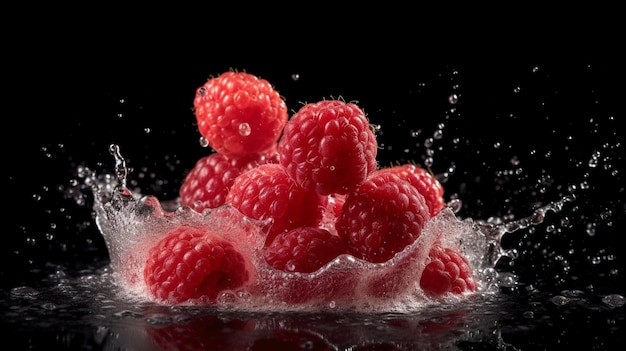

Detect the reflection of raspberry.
[
  {"left": 146, "top": 314, "right": 256, "bottom": 351},
  {"left": 336, "top": 171, "right": 431, "bottom": 263},
  {"left": 225, "top": 164, "right": 323, "bottom": 245},
  {"left": 378, "top": 164, "right": 445, "bottom": 217},
  {"left": 193, "top": 71, "right": 288, "bottom": 157},
  {"left": 263, "top": 226, "right": 348, "bottom": 273},
  {"left": 420, "top": 244, "right": 477, "bottom": 297},
  {"left": 277, "top": 100, "right": 378, "bottom": 195},
  {"left": 179, "top": 150, "right": 279, "bottom": 212},
  {"left": 144, "top": 226, "right": 250, "bottom": 304},
  {"left": 250, "top": 329, "right": 332, "bottom": 351}
]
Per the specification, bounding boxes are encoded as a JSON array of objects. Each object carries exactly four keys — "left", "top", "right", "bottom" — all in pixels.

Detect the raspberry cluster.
[{"left": 144, "top": 70, "right": 477, "bottom": 305}]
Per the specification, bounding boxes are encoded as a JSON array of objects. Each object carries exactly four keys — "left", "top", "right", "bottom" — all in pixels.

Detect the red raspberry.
[
  {"left": 225, "top": 164, "right": 323, "bottom": 245},
  {"left": 378, "top": 163, "right": 445, "bottom": 217},
  {"left": 263, "top": 226, "right": 348, "bottom": 273},
  {"left": 420, "top": 244, "right": 477, "bottom": 297},
  {"left": 336, "top": 171, "right": 431, "bottom": 263},
  {"left": 143, "top": 226, "right": 251, "bottom": 304},
  {"left": 179, "top": 150, "right": 279, "bottom": 212},
  {"left": 277, "top": 100, "right": 378, "bottom": 195},
  {"left": 193, "top": 71, "right": 288, "bottom": 157}
]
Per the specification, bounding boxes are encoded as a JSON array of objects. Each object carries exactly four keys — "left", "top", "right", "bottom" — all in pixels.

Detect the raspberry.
[
  {"left": 193, "top": 71, "right": 288, "bottom": 157},
  {"left": 419, "top": 244, "right": 477, "bottom": 297},
  {"left": 225, "top": 164, "right": 323, "bottom": 245},
  {"left": 277, "top": 100, "right": 378, "bottom": 195},
  {"left": 336, "top": 171, "right": 431, "bottom": 263},
  {"left": 378, "top": 164, "right": 445, "bottom": 217},
  {"left": 179, "top": 150, "right": 279, "bottom": 212},
  {"left": 263, "top": 226, "right": 348, "bottom": 273},
  {"left": 143, "top": 226, "right": 251, "bottom": 304}
]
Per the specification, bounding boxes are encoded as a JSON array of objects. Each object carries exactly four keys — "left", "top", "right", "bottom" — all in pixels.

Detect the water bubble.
[
  {"left": 291, "top": 73, "right": 300, "bottom": 81},
  {"left": 199, "top": 136, "right": 209, "bottom": 147}
]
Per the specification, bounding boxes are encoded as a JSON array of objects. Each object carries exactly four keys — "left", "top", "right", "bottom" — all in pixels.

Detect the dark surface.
[{"left": 3, "top": 19, "right": 625, "bottom": 349}]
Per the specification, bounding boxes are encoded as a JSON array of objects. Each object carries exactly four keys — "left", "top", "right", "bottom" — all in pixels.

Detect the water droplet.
[
  {"left": 301, "top": 340, "right": 314, "bottom": 350},
  {"left": 448, "top": 94, "right": 459, "bottom": 104},
  {"left": 238, "top": 122, "right": 251, "bottom": 136},
  {"left": 199, "top": 137, "right": 209, "bottom": 147},
  {"left": 291, "top": 73, "right": 300, "bottom": 81},
  {"left": 523, "top": 310, "right": 534, "bottom": 318},
  {"left": 550, "top": 295, "right": 569, "bottom": 305},
  {"left": 602, "top": 294, "right": 626, "bottom": 308}
]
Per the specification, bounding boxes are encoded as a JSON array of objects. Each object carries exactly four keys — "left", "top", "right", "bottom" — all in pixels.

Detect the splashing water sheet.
[{"left": 3, "top": 62, "right": 625, "bottom": 350}]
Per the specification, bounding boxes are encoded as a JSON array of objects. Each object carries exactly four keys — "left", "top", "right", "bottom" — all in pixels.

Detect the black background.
[{"left": 3, "top": 10, "right": 625, "bottom": 349}]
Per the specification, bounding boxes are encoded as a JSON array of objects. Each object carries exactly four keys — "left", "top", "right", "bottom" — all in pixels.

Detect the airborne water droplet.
[{"left": 448, "top": 94, "right": 459, "bottom": 104}]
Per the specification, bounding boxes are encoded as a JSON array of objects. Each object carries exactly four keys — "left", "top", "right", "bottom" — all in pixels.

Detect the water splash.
[{"left": 75, "top": 143, "right": 577, "bottom": 312}]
